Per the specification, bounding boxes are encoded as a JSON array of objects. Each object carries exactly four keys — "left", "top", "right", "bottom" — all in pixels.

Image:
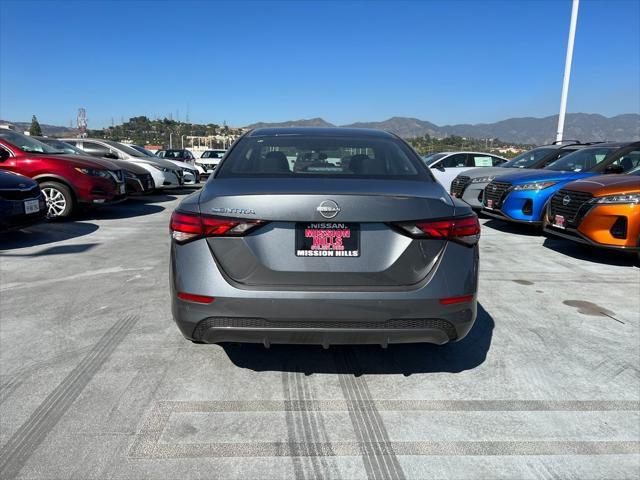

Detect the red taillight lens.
[
  {"left": 170, "top": 210, "right": 263, "bottom": 243},
  {"left": 396, "top": 215, "right": 480, "bottom": 245}
]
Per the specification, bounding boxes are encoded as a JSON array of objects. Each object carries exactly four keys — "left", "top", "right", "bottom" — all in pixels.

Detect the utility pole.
[{"left": 556, "top": 0, "right": 580, "bottom": 142}]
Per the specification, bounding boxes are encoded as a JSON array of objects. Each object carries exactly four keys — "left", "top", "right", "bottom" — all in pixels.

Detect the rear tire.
[{"left": 40, "top": 181, "right": 75, "bottom": 219}]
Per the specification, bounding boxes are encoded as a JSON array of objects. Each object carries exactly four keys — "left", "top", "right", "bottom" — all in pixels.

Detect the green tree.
[{"left": 29, "top": 115, "right": 42, "bottom": 136}]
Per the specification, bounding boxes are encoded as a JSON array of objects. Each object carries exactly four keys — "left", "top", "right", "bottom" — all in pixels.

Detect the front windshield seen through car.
[
  {"left": 130, "top": 145, "right": 156, "bottom": 157},
  {"left": 0, "top": 131, "right": 61, "bottom": 154},
  {"left": 501, "top": 147, "right": 556, "bottom": 168},
  {"left": 545, "top": 147, "right": 616, "bottom": 172}
]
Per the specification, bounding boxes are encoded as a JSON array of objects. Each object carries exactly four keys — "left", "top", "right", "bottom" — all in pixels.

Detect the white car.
[
  {"left": 422, "top": 151, "right": 508, "bottom": 191},
  {"left": 62, "top": 138, "right": 183, "bottom": 189},
  {"left": 195, "top": 149, "right": 226, "bottom": 176},
  {"left": 129, "top": 145, "right": 199, "bottom": 185}
]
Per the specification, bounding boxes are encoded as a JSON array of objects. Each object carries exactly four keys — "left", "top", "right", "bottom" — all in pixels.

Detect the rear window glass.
[{"left": 217, "top": 136, "right": 428, "bottom": 179}]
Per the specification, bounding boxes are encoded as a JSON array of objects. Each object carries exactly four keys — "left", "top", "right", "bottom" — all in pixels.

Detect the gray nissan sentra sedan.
[{"left": 170, "top": 127, "right": 480, "bottom": 347}]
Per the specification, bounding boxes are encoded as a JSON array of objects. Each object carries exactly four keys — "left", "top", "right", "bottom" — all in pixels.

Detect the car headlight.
[
  {"left": 471, "top": 176, "right": 495, "bottom": 184},
  {"left": 591, "top": 193, "right": 640, "bottom": 204},
  {"left": 512, "top": 181, "right": 558, "bottom": 191},
  {"left": 74, "top": 167, "right": 111, "bottom": 178},
  {"left": 151, "top": 165, "right": 169, "bottom": 172}
]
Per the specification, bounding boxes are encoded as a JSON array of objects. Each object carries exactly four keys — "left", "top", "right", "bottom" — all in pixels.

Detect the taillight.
[
  {"left": 394, "top": 215, "right": 480, "bottom": 245},
  {"left": 170, "top": 210, "right": 264, "bottom": 243}
]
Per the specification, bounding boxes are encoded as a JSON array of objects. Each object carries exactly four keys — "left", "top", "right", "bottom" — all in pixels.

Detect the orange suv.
[{"left": 544, "top": 165, "right": 640, "bottom": 256}]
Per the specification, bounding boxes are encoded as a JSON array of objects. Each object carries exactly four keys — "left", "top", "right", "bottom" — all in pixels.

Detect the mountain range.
[
  {"left": 0, "top": 120, "right": 78, "bottom": 137},
  {"left": 246, "top": 113, "right": 640, "bottom": 145}
]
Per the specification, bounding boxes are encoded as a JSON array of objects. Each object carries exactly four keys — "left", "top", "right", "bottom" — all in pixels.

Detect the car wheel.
[{"left": 40, "top": 181, "right": 75, "bottom": 219}]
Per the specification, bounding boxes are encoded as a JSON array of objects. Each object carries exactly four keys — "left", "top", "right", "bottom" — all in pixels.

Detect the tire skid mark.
[
  {"left": 0, "top": 376, "right": 22, "bottom": 405},
  {"left": 0, "top": 314, "right": 138, "bottom": 480},
  {"left": 334, "top": 349, "right": 406, "bottom": 480},
  {"left": 282, "top": 369, "right": 339, "bottom": 479}
]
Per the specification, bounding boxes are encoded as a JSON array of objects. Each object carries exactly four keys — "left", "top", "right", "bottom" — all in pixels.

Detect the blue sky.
[{"left": 1, "top": 0, "right": 638, "bottom": 128}]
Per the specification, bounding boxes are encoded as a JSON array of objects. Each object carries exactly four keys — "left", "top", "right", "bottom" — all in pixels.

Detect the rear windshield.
[
  {"left": 216, "top": 135, "right": 428, "bottom": 179},
  {"left": 501, "top": 147, "right": 556, "bottom": 168},
  {"left": 545, "top": 147, "right": 617, "bottom": 172}
]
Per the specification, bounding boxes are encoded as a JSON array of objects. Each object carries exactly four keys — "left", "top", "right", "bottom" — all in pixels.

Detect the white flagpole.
[{"left": 556, "top": 0, "right": 580, "bottom": 142}]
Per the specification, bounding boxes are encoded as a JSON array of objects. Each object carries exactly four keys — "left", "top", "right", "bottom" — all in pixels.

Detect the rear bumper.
[
  {"left": 170, "top": 239, "right": 479, "bottom": 346},
  {"left": 0, "top": 196, "right": 47, "bottom": 231}
]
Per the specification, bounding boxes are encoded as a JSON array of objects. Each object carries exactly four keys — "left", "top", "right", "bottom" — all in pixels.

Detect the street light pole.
[{"left": 556, "top": 0, "right": 580, "bottom": 142}]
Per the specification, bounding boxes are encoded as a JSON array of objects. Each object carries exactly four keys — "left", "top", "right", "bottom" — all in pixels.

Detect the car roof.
[{"left": 247, "top": 127, "right": 396, "bottom": 139}]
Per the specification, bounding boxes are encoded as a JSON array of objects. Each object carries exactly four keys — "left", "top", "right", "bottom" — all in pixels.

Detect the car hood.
[
  {"left": 0, "top": 170, "right": 38, "bottom": 189},
  {"left": 497, "top": 169, "right": 593, "bottom": 185},
  {"left": 164, "top": 159, "right": 195, "bottom": 169},
  {"left": 197, "top": 157, "right": 220, "bottom": 164},
  {"left": 460, "top": 166, "right": 509, "bottom": 178},
  {"left": 562, "top": 174, "right": 640, "bottom": 196},
  {"left": 29, "top": 153, "right": 121, "bottom": 171},
  {"left": 129, "top": 157, "right": 181, "bottom": 170}
]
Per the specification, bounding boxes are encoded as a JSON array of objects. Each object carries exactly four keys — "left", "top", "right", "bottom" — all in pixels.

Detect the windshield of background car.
[
  {"left": 545, "top": 147, "right": 617, "bottom": 172},
  {"left": 501, "top": 147, "right": 556, "bottom": 168},
  {"left": 0, "top": 131, "right": 61, "bottom": 154},
  {"left": 104, "top": 140, "right": 146, "bottom": 158},
  {"left": 41, "top": 139, "right": 83, "bottom": 154},
  {"left": 422, "top": 153, "right": 447, "bottom": 165},
  {"left": 217, "top": 136, "right": 428, "bottom": 179},
  {"left": 132, "top": 145, "right": 156, "bottom": 157},
  {"left": 202, "top": 151, "right": 223, "bottom": 158},
  {"left": 161, "top": 150, "right": 188, "bottom": 158}
]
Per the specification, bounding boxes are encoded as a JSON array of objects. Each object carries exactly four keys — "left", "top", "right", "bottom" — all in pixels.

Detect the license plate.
[
  {"left": 147, "top": 180, "right": 154, "bottom": 189},
  {"left": 295, "top": 222, "right": 360, "bottom": 257},
  {"left": 486, "top": 199, "right": 494, "bottom": 209},
  {"left": 24, "top": 199, "right": 40, "bottom": 214},
  {"left": 119, "top": 184, "right": 126, "bottom": 194},
  {"left": 553, "top": 214, "right": 566, "bottom": 229}
]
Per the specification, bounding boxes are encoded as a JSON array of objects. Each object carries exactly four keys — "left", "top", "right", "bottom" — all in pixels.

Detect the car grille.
[
  {"left": 484, "top": 181, "right": 512, "bottom": 208},
  {"left": 193, "top": 317, "right": 458, "bottom": 341},
  {"left": 0, "top": 185, "right": 40, "bottom": 201},
  {"left": 450, "top": 176, "right": 471, "bottom": 197},
  {"left": 549, "top": 189, "right": 593, "bottom": 227}
]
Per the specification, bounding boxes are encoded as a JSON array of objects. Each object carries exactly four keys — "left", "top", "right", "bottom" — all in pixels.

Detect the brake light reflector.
[
  {"left": 177, "top": 292, "right": 215, "bottom": 304},
  {"left": 439, "top": 294, "right": 474, "bottom": 305},
  {"left": 395, "top": 215, "right": 480, "bottom": 245},
  {"left": 170, "top": 210, "right": 264, "bottom": 243}
]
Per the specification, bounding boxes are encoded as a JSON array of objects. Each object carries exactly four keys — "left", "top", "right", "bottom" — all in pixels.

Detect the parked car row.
[
  {"left": 0, "top": 131, "right": 208, "bottom": 230},
  {"left": 450, "top": 140, "right": 640, "bottom": 256}
]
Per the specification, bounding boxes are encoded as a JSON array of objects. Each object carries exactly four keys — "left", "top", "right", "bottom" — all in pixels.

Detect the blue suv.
[{"left": 482, "top": 142, "right": 640, "bottom": 225}]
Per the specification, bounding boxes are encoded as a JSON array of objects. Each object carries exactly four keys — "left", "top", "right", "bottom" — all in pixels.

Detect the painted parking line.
[{"left": 129, "top": 399, "right": 640, "bottom": 459}]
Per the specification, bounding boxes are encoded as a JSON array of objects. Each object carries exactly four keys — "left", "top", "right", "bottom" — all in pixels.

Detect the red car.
[{"left": 0, "top": 131, "right": 127, "bottom": 218}]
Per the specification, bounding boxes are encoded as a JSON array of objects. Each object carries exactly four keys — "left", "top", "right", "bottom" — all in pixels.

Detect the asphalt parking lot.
[{"left": 0, "top": 189, "right": 638, "bottom": 480}]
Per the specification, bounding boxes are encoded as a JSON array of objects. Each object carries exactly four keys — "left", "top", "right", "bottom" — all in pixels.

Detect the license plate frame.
[
  {"left": 486, "top": 199, "right": 494, "bottom": 210},
  {"left": 119, "top": 184, "right": 126, "bottom": 194},
  {"left": 553, "top": 214, "right": 566, "bottom": 229},
  {"left": 24, "top": 199, "right": 40, "bottom": 214},
  {"left": 295, "top": 222, "right": 360, "bottom": 258}
]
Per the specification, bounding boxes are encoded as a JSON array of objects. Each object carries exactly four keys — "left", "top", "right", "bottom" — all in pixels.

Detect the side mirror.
[
  {"left": 0, "top": 149, "right": 9, "bottom": 162},
  {"left": 433, "top": 163, "right": 445, "bottom": 172},
  {"left": 604, "top": 164, "right": 624, "bottom": 174},
  {"left": 104, "top": 152, "right": 119, "bottom": 160}
]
